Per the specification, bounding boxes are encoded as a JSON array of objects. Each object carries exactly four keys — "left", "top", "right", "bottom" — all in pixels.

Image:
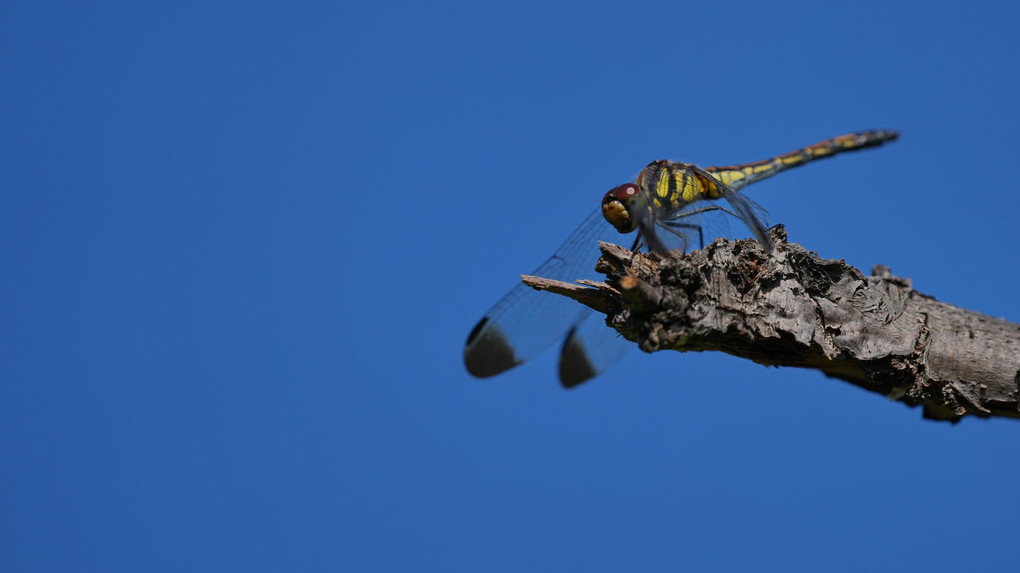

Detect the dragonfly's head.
[{"left": 601, "top": 183, "right": 645, "bottom": 234}]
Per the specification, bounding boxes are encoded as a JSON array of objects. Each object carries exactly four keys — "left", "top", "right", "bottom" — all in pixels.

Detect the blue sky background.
[{"left": 4, "top": 1, "right": 1020, "bottom": 571}]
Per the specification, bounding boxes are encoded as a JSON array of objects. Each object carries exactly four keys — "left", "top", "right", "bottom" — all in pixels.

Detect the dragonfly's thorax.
[{"left": 636, "top": 159, "right": 728, "bottom": 217}]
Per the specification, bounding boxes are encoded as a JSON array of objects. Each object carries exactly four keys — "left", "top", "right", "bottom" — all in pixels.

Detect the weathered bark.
[{"left": 522, "top": 226, "right": 1020, "bottom": 422}]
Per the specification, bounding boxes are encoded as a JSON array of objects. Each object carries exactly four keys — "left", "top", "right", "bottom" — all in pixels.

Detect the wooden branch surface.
[{"left": 522, "top": 226, "right": 1020, "bottom": 422}]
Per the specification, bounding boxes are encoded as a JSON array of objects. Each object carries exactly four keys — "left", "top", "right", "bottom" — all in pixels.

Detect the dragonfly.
[{"left": 464, "top": 130, "right": 900, "bottom": 387}]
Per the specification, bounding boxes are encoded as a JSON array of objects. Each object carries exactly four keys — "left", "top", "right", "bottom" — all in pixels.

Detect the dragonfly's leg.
[
  {"left": 665, "top": 204, "right": 740, "bottom": 221},
  {"left": 661, "top": 221, "right": 699, "bottom": 251},
  {"left": 656, "top": 223, "right": 694, "bottom": 252},
  {"left": 630, "top": 234, "right": 645, "bottom": 252}
]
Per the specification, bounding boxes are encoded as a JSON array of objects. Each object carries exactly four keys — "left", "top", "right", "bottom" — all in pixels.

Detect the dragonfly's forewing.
[{"left": 464, "top": 207, "right": 633, "bottom": 385}]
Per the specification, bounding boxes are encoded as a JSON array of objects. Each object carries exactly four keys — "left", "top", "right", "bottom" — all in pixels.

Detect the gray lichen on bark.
[{"left": 522, "top": 226, "right": 1020, "bottom": 422}]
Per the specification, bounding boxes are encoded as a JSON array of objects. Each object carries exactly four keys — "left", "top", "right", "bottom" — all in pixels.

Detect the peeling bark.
[{"left": 522, "top": 226, "right": 1020, "bottom": 422}]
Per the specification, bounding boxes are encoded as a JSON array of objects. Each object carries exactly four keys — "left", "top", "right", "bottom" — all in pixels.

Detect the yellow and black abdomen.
[{"left": 706, "top": 129, "right": 899, "bottom": 191}]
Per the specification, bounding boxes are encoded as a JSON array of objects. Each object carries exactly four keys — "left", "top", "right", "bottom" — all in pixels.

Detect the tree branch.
[{"left": 522, "top": 226, "right": 1020, "bottom": 422}]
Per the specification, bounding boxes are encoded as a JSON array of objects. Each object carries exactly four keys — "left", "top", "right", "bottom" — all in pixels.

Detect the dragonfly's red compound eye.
[
  {"left": 605, "top": 183, "right": 639, "bottom": 202},
  {"left": 602, "top": 183, "right": 639, "bottom": 233}
]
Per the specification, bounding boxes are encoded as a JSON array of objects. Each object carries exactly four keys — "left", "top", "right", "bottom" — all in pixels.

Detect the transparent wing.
[
  {"left": 656, "top": 199, "right": 770, "bottom": 253},
  {"left": 693, "top": 165, "right": 772, "bottom": 251},
  {"left": 657, "top": 203, "right": 746, "bottom": 252},
  {"left": 559, "top": 308, "right": 633, "bottom": 387},
  {"left": 464, "top": 206, "right": 634, "bottom": 385}
]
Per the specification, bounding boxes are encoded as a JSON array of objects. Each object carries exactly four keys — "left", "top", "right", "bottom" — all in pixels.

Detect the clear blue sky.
[{"left": 4, "top": 1, "right": 1020, "bottom": 571}]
